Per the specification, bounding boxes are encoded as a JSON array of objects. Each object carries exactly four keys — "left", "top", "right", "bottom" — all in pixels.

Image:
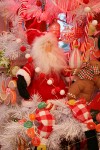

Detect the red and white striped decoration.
[
  {"left": 18, "top": 0, "right": 28, "bottom": 25},
  {"left": 70, "top": 38, "right": 81, "bottom": 52},
  {"left": 69, "top": 47, "right": 82, "bottom": 69},
  {"left": 51, "top": 0, "right": 82, "bottom": 12},
  {"left": 65, "top": 51, "right": 70, "bottom": 61},
  {"left": 82, "top": 13, "right": 90, "bottom": 61}
]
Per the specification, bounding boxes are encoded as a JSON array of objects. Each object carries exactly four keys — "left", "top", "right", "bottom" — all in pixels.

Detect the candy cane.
[
  {"left": 83, "top": 13, "right": 90, "bottom": 61},
  {"left": 18, "top": 0, "right": 28, "bottom": 25}
]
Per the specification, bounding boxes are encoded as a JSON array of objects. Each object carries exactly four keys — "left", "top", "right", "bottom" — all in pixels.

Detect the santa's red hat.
[{"left": 26, "top": 29, "right": 45, "bottom": 45}]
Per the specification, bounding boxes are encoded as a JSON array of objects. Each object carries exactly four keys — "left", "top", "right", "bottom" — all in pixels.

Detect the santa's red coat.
[{"left": 17, "top": 62, "right": 68, "bottom": 101}]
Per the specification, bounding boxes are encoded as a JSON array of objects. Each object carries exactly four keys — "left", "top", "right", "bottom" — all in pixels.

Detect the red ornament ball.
[
  {"left": 83, "top": 0, "right": 89, "bottom": 4},
  {"left": 87, "top": 122, "right": 96, "bottom": 130},
  {"left": 96, "top": 124, "right": 100, "bottom": 132},
  {"left": 88, "top": 15, "right": 93, "bottom": 22},
  {"left": 28, "top": 57, "right": 33, "bottom": 63},
  {"left": 36, "top": 0, "right": 42, "bottom": 6},
  {"left": 96, "top": 113, "right": 100, "bottom": 123},
  {"left": 39, "top": 73, "right": 46, "bottom": 79},
  {"left": 20, "top": 46, "right": 26, "bottom": 52}
]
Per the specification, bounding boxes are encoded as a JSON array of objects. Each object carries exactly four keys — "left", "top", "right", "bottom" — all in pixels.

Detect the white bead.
[
  {"left": 35, "top": 67, "right": 41, "bottom": 73},
  {"left": 84, "top": 7, "right": 91, "bottom": 13},
  {"left": 16, "top": 38, "right": 22, "bottom": 43},
  {"left": 25, "top": 53, "right": 31, "bottom": 59},
  {"left": 92, "top": 20, "right": 98, "bottom": 26},
  {"left": 47, "top": 79, "right": 53, "bottom": 85},
  {"left": 60, "top": 89, "right": 65, "bottom": 95}
]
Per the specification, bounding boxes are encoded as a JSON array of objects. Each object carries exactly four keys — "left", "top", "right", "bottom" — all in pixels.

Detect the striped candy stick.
[
  {"left": 18, "top": 0, "right": 28, "bottom": 25},
  {"left": 82, "top": 12, "right": 90, "bottom": 61},
  {"left": 70, "top": 22, "right": 76, "bottom": 51},
  {"left": 73, "top": 22, "right": 81, "bottom": 49},
  {"left": 69, "top": 45, "right": 82, "bottom": 69},
  {"left": 70, "top": 38, "right": 80, "bottom": 51}
]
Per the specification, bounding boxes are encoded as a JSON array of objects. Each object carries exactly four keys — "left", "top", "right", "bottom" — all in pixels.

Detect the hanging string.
[{"left": 41, "top": 0, "right": 46, "bottom": 12}]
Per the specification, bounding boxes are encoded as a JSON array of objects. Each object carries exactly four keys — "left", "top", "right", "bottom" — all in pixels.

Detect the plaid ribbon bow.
[{"left": 78, "top": 62, "right": 100, "bottom": 80}]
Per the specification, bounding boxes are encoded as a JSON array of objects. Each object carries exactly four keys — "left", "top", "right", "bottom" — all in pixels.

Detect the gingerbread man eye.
[{"left": 12, "top": 118, "right": 19, "bottom": 122}]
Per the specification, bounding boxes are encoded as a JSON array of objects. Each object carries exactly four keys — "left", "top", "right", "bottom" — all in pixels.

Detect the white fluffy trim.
[
  {"left": 21, "top": 99, "right": 35, "bottom": 108},
  {"left": 16, "top": 69, "right": 31, "bottom": 86},
  {"left": 65, "top": 76, "right": 74, "bottom": 82}
]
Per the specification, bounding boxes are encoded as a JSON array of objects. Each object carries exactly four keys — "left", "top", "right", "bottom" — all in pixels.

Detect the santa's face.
[
  {"left": 42, "top": 41, "right": 52, "bottom": 52},
  {"left": 31, "top": 33, "right": 67, "bottom": 74}
]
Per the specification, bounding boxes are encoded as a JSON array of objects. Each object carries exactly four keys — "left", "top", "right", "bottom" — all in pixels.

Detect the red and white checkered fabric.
[
  {"left": 68, "top": 102, "right": 93, "bottom": 123},
  {"left": 36, "top": 109, "right": 55, "bottom": 138}
]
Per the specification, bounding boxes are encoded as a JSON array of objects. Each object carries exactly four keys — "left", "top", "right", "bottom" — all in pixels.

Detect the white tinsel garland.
[
  {"left": 47, "top": 100, "right": 87, "bottom": 150},
  {"left": 0, "top": 98, "right": 97, "bottom": 150},
  {"left": 0, "top": 0, "right": 19, "bottom": 19},
  {"left": 0, "top": 32, "right": 30, "bottom": 60}
]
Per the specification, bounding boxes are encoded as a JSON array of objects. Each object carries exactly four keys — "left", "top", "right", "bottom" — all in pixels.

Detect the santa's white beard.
[{"left": 31, "top": 47, "right": 67, "bottom": 74}]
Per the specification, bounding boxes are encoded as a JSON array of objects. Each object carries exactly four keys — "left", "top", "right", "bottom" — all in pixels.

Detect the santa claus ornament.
[{"left": 16, "top": 32, "right": 69, "bottom": 103}]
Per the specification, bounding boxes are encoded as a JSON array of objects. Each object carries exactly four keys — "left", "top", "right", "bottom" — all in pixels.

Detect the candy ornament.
[
  {"left": 24, "top": 121, "right": 33, "bottom": 128},
  {"left": 37, "top": 144, "right": 46, "bottom": 150},
  {"left": 26, "top": 128, "right": 35, "bottom": 138},
  {"left": 29, "top": 114, "right": 36, "bottom": 121},
  {"left": 69, "top": 46, "right": 82, "bottom": 69},
  {"left": 61, "top": 26, "right": 75, "bottom": 43},
  {"left": 0, "top": 79, "right": 17, "bottom": 105},
  {"left": 38, "top": 102, "right": 47, "bottom": 109},
  {"left": 31, "top": 136, "right": 41, "bottom": 146}
]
